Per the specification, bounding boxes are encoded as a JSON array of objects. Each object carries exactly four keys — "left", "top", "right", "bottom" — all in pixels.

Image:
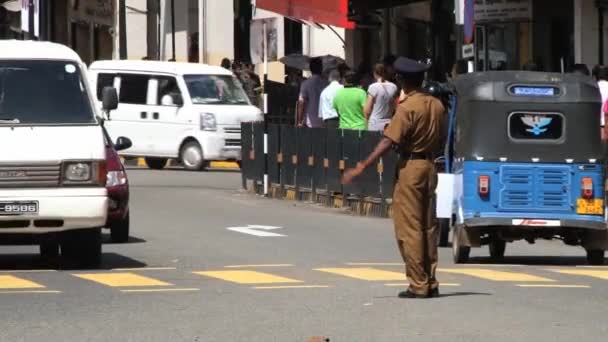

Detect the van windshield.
[
  {"left": 0, "top": 60, "right": 95, "bottom": 125},
  {"left": 184, "top": 74, "right": 250, "bottom": 105}
]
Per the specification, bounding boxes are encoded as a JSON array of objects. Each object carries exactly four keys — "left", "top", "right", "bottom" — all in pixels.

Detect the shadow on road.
[
  {"left": 102, "top": 234, "right": 146, "bottom": 245},
  {"left": 0, "top": 252, "right": 147, "bottom": 271},
  {"left": 125, "top": 167, "right": 240, "bottom": 174},
  {"left": 435, "top": 292, "right": 492, "bottom": 298},
  {"left": 466, "top": 256, "right": 605, "bottom": 266}
]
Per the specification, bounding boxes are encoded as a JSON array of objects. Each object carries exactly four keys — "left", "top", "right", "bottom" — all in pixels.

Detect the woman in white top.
[{"left": 364, "top": 64, "right": 399, "bottom": 131}]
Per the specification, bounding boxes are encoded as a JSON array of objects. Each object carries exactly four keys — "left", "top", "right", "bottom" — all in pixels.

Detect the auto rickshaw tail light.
[
  {"left": 478, "top": 175, "right": 490, "bottom": 197},
  {"left": 582, "top": 177, "right": 593, "bottom": 199}
]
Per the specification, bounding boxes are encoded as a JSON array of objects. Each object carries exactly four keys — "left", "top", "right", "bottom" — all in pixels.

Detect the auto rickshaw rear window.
[{"left": 508, "top": 112, "right": 564, "bottom": 142}]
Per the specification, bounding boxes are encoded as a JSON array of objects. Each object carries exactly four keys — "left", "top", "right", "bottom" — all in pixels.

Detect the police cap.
[{"left": 393, "top": 57, "right": 430, "bottom": 74}]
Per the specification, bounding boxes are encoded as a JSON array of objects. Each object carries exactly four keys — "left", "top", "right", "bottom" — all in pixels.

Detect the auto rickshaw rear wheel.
[
  {"left": 452, "top": 226, "right": 470, "bottom": 264},
  {"left": 585, "top": 249, "right": 605, "bottom": 265},
  {"left": 489, "top": 239, "right": 506, "bottom": 260}
]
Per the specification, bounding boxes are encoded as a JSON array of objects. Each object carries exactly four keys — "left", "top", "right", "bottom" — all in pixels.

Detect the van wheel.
[
  {"left": 586, "top": 249, "right": 605, "bottom": 265},
  {"left": 489, "top": 239, "right": 506, "bottom": 260},
  {"left": 40, "top": 241, "right": 59, "bottom": 258},
  {"left": 181, "top": 141, "right": 206, "bottom": 171},
  {"left": 60, "top": 229, "right": 102, "bottom": 268},
  {"left": 452, "top": 226, "right": 470, "bottom": 264},
  {"left": 438, "top": 218, "right": 450, "bottom": 247},
  {"left": 145, "top": 157, "right": 168, "bottom": 170},
  {"left": 110, "top": 211, "right": 130, "bottom": 243}
]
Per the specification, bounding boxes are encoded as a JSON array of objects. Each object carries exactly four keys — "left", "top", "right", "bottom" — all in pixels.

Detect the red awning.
[{"left": 255, "top": 0, "right": 355, "bottom": 29}]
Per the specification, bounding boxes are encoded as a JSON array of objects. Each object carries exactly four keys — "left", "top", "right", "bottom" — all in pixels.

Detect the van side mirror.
[
  {"left": 114, "top": 136, "right": 132, "bottom": 151},
  {"left": 172, "top": 93, "right": 184, "bottom": 107},
  {"left": 102, "top": 86, "right": 119, "bottom": 112}
]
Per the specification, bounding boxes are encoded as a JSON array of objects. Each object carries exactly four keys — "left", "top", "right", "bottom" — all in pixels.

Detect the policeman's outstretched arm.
[{"left": 342, "top": 137, "right": 393, "bottom": 184}]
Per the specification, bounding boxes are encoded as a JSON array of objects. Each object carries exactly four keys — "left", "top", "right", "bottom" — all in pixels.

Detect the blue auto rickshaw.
[{"left": 438, "top": 71, "right": 607, "bottom": 264}]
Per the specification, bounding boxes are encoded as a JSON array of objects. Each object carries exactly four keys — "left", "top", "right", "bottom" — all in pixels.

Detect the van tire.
[
  {"left": 586, "top": 249, "right": 605, "bottom": 265},
  {"left": 145, "top": 157, "right": 168, "bottom": 170},
  {"left": 180, "top": 141, "right": 206, "bottom": 171},
  {"left": 110, "top": 211, "right": 130, "bottom": 243},
  {"left": 40, "top": 241, "right": 59, "bottom": 258},
  {"left": 60, "top": 229, "right": 102, "bottom": 268}
]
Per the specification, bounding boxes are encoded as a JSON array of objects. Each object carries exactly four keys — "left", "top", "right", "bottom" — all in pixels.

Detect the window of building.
[{"left": 118, "top": 74, "right": 149, "bottom": 104}]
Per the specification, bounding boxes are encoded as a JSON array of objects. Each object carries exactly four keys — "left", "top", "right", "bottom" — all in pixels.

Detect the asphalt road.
[{"left": 0, "top": 168, "right": 607, "bottom": 342}]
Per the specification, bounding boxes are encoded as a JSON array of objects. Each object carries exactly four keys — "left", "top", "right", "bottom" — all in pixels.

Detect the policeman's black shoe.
[
  {"left": 427, "top": 288, "right": 440, "bottom": 298},
  {"left": 398, "top": 290, "right": 427, "bottom": 299}
]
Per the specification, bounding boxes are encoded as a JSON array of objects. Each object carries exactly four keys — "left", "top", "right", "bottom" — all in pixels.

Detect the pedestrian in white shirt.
[
  {"left": 597, "top": 67, "right": 608, "bottom": 139},
  {"left": 319, "top": 70, "right": 344, "bottom": 130},
  {"left": 364, "top": 64, "right": 398, "bottom": 131}
]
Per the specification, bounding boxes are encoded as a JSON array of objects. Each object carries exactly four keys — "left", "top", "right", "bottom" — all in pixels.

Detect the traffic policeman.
[{"left": 342, "top": 57, "right": 446, "bottom": 299}]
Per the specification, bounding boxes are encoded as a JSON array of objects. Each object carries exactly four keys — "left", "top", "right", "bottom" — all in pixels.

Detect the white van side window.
[
  {"left": 96, "top": 73, "right": 115, "bottom": 101},
  {"left": 156, "top": 76, "right": 181, "bottom": 106},
  {"left": 118, "top": 74, "right": 150, "bottom": 104}
]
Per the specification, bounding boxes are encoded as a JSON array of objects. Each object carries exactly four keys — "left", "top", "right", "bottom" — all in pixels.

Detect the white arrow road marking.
[{"left": 226, "top": 225, "right": 286, "bottom": 237}]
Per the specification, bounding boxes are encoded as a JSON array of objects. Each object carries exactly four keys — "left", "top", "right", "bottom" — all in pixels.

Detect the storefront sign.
[
  {"left": 462, "top": 43, "right": 475, "bottom": 59},
  {"left": 474, "top": 0, "right": 531, "bottom": 22},
  {"left": 71, "top": 0, "right": 116, "bottom": 27}
]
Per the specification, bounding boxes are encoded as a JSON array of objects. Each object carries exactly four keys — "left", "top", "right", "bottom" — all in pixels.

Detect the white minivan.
[
  {"left": 88, "top": 61, "right": 263, "bottom": 170},
  {"left": 0, "top": 41, "right": 118, "bottom": 266}
]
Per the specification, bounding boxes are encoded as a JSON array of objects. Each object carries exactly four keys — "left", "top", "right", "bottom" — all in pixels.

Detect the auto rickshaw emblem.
[{"left": 521, "top": 115, "right": 552, "bottom": 136}]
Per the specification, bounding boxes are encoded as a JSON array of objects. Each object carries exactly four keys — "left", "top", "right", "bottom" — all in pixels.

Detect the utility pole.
[
  {"left": 119, "top": 0, "right": 127, "bottom": 59},
  {"left": 147, "top": 0, "right": 159, "bottom": 60},
  {"left": 170, "top": 0, "right": 176, "bottom": 61}
]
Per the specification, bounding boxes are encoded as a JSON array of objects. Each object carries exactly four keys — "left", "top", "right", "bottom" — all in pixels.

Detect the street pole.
[
  {"left": 119, "top": 0, "right": 127, "bottom": 59},
  {"left": 263, "top": 20, "right": 268, "bottom": 197},
  {"left": 198, "top": 0, "right": 206, "bottom": 64},
  {"left": 171, "top": 0, "right": 176, "bottom": 61}
]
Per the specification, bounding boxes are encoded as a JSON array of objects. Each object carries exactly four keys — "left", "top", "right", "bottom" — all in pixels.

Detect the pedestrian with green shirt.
[{"left": 333, "top": 71, "right": 367, "bottom": 130}]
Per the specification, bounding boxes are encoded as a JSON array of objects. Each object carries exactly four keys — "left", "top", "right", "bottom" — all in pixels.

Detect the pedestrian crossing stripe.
[
  {"left": 73, "top": 273, "right": 173, "bottom": 287},
  {"left": 314, "top": 268, "right": 406, "bottom": 281},
  {"left": 550, "top": 269, "right": 608, "bottom": 280},
  {"left": 193, "top": 270, "right": 303, "bottom": 284},
  {"left": 0, "top": 275, "right": 45, "bottom": 289},
  {"left": 438, "top": 268, "right": 555, "bottom": 282}
]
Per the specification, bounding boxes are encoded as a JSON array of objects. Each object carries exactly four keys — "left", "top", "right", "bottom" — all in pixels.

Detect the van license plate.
[
  {"left": 0, "top": 202, "right": 38, "bottom": 215},
  {"left": 576, "top": 199, "right": 604, "bottom": 215}
]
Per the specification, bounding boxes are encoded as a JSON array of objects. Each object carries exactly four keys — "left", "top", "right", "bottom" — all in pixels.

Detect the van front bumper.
[
  {"left": 0, "top": 188, "right": 107, "bottom": 233},
  {"left": 199, "top": 133, "right": 241, "bottom": 161},
  {"left": 464, "top": 217, "right": 607, "bottom": 231}
]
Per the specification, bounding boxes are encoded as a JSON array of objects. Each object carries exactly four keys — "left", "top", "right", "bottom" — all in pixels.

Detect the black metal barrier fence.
[{"left": 241, "top": 122, "right": 400, "bottom": 217}]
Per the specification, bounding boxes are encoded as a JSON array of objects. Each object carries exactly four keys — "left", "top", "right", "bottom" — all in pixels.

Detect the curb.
[{"left": 120, "top": 158, "right": 240, "bottom": 170}]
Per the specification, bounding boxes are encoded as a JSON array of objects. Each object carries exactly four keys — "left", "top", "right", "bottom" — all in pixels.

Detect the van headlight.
[
  {"left": 200, "top": 113, "right": 217, "bottom": 131},
  {"left": 62, "top": 161, "right": 106, "bottom": 186},
  {"left": 64, "top": 162, "right": 91, "bottom": 181}
]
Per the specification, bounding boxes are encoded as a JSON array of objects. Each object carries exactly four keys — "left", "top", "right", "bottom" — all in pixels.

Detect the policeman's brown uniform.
[{"left": 384, "top": 89, "right": 445, "bottom": 297}]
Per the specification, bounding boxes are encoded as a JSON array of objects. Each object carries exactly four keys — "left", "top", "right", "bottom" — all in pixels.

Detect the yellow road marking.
[
  {"left": 224, "top": 264, "right": 294, "bottom": 268},
  {"left": 516, "top": 284, "right": 590, "bottom": 288},
  {"left": 0, "top": 290, "right": 60, "bottom": 294},
  {"left": 550, "top": 269, "right": 608, "bottom": 280},
  {"left": 315, "top": 268, "right": 405, "bottom": 281},
  {"left": 138, "top": 158, "right": 147, "bottom": 167},
  {"left": 438, "top": 268, "right": 555, "bottom": 282},
  {"left": 0, "top": 275, "right": 45, "bottom": 289},
  {"left": 210, "top": 161, "right": 240, "bottom": 169},
  {"left": 121, "top": 288, "right": 200, "bottom": 293},
  {"left": 346, "top": 263, "right": 403, "bottom": 266},
  {"left": 384, "top": 283, "right": 461, "bottom": 287},
  {"left": 194, "top": 270, "right": 302, "bottom": 284},
  {"left": 253, "top": 285, "right": 330, "bottom": 289},
  {"left": 112, "top": 267, "right": 177, "bottom": 271},
  {"left": 73, "top": 273, "right": 172, "bottom": 287}
]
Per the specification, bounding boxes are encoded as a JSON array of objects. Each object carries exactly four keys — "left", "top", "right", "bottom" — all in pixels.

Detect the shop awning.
[{"left": 255, "top": 0, "right": 355, "bottom": 29}]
